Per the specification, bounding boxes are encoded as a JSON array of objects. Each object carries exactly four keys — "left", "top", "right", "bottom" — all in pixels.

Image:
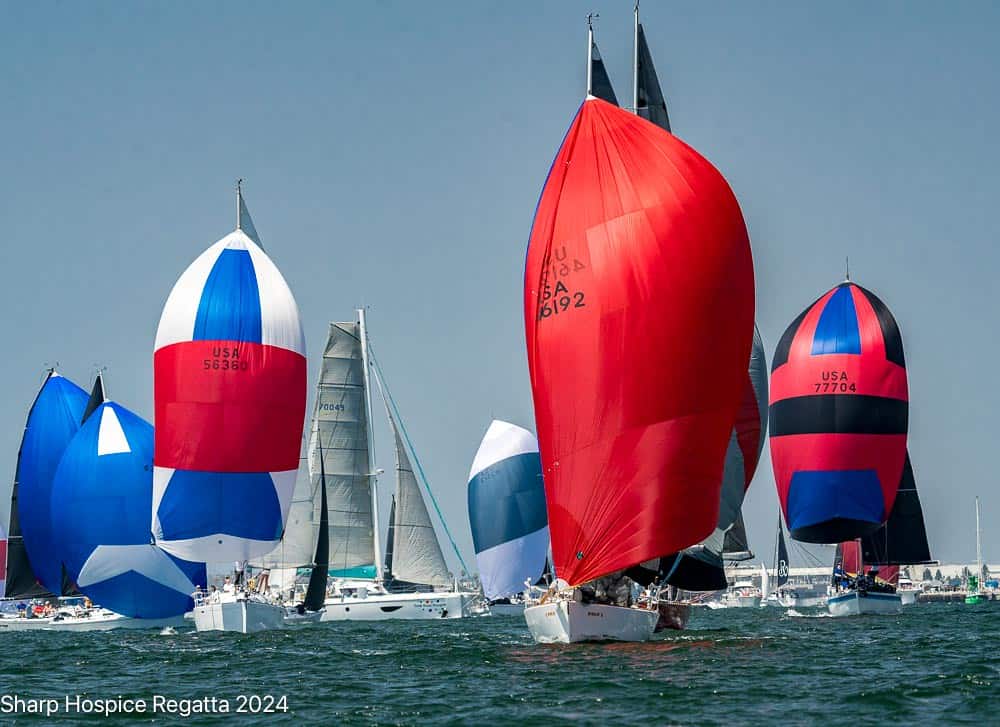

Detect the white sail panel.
[
  {"left": 389, "top": 425, "right": 450, "bottom": 587},
  {"left": 307, "top": 322, "right": 376, "bottom": 577}
]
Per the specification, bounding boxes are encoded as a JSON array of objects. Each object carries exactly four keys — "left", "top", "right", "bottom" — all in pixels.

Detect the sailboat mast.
[
  {"left": 358, "top": 308, "right": 383, "bottom": 582},
  {"left": 632, "top": 2, "right": 639, "bottom": 112},
  {"left": 236, "top": 179, "right": 243, "bottom": 231},
  {"left": 976, "top": 496, "right": 983, "bottom": 592},
  {"left": 586, "top": 14, "right": 595, "bottom": 96}
]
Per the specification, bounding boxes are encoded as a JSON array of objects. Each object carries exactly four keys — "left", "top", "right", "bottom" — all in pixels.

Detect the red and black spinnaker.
[{"left": 769, "top": 281, "right": 908, "bottom": 544}]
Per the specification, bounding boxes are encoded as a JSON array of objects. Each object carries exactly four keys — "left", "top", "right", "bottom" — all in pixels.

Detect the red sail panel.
[
  {"left": 840, "top": 540, "right": 862, "bottom": 575},
  {"left": 877, "top": 565, "right": 900, "bottom": 587},
  {"left": 524, "top": 98, "right": 754, "bottom": 586},
  {"left": 770, "top": 282, "right": 908, "bottom": 544}
]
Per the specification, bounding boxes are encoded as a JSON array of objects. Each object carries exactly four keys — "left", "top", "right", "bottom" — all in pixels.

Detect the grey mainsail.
[
  {"left": 386, "top": 421, "right": 451, "bottom": 587},
  {"left": 307, "top": 322, "right": 377, "bottom": 578}
]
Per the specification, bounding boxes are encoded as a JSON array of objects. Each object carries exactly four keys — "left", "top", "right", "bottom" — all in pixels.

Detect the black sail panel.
[
  {"left": 723, "top": 513, "right": 753, "bottom": 561},
  {"left": 80, "top": 373, "right": 106, "bottom": 425},
  {"left": 776, "top": 521, "right": 789, "bottom": 588},
  {"left": 384, "top": 495, "right": 397, "bottom": 577},
  {"left": 590, "top": 41, "right": 619, "bottom": 106},
  {"left": 303, "top": 446, "right": 331, "bottom": 613},
  {"left": 635, "top": 24, "right": 671, "bottom": 132},
  {"left": 860, "top": 453, "right": 932, "bottom": 565}
]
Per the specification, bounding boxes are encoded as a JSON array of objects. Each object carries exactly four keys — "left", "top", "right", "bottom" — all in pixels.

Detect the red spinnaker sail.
[{"left": 524, "top": 98, "right": 755, "bottom": 586}]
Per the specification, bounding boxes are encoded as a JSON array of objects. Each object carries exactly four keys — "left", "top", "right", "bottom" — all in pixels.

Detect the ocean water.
[{"left": 1, "top": 602, "right": 996, "bottom": 725}]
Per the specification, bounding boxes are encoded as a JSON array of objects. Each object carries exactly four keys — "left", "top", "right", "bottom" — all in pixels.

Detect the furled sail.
[
  {"left": 468, "top": 420, "right": 549, "bottom": 601},
  {"left": 14, "top": 370, "right": 88, "bottom": 595},
  {"left": 51, "top": 398, "right": 206, "bottom": 618},
  {"left": 524, "top": 97, "right": 755, "bottom": 586},
  {"left": 0, "top": 524, "right": 6, "bottom": 597},
  {"left": 152, "top": 194, "right": 307, "bottom": 562},
  {"left": 308, "top": 322, "right": 376, "bottom": 579},
  {"left": 770, "top": 281, "right": 908, "bottom": 543},
  {"left": 635, "top": 21, "right": 670, "bottom": 132},
  {"left": 387, "top": 422, "right": 451, "bottom": 587},
  {"left": 859, "top": 453, "right": 932, "bottom": 565}
]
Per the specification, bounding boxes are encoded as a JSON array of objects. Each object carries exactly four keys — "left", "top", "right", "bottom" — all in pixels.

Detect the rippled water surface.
[{"left": 1, "top": 603, "right": 997, "bottom": 724}]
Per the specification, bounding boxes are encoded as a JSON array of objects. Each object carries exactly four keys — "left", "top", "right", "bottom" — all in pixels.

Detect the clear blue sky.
[{"left": 1, "top": 1, "right": 997, "bottom": 570}]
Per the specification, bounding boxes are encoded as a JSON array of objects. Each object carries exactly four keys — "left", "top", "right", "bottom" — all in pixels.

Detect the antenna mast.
[{"left": 236, "top": 179, "right": 243, "bottom": 231}]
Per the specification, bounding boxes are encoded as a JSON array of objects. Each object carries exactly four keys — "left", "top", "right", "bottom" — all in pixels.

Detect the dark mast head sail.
[
  {"left": 633, "top": 5, "right": 671, "bottom": 132},
  {"left": 859, "top": 452, "right": 932, "bottom": 566},
  {"left": 587, "top": 14, "right": 619, "bottom": 105}
]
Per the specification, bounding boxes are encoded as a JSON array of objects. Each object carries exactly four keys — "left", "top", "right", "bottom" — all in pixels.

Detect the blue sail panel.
[
  {"left": 467, "top": 421, "right": 549, "bottom": 600},
  {"left": 51, "top": 402, "right": 206, "bottom": 618},
  {"left": 17, "top": 372, "right": 88, "bottom": 594}
]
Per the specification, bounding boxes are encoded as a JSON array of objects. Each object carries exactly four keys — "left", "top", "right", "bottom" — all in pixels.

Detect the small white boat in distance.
[
  {"left": 827, "top": 589, "right": 901, "bottom": 616},
  {"left": 525, "top": 593, "right": 657, "bottom": 644},
  {"left": 193, "top": 591, "right": 285, "bottom": 634},
  {"left": 0, "top": 604, "right": 185, "bottom": 632},
  {"left": 321, "top": 580, "right": 472, "bottom": 621}
]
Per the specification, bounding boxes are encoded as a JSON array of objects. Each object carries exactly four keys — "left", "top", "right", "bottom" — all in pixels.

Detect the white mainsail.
[{"left": 306, "top": 322, "right": 377, "bottom": 578}]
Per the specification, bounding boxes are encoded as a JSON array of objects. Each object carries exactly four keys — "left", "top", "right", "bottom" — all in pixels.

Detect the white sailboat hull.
[
  {"left": 194, "top": 599, "right": 285, "bottom": 633},
  {"left": 486, "top": 602, "right": 524, "bottom": 617},
  {"left": 320, "top": 591, "right": 472, "bottom": 621},
  {"left": 524, "top": 601, "right": 657, "bottom": 643},
  {"left": 828, "top": 590, "right": 902, "bottom": 617},
  {"left": 0, "top": 612, "right": 185, "bottom": 632}
]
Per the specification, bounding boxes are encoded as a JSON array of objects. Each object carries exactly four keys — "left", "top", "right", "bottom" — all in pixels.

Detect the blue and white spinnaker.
[{"left": 467, "top": 421, "right": 548, "bottom": 601}]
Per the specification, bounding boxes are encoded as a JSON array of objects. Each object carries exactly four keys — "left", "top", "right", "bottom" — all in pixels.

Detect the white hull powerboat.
[
  {"left": 0, "top": 610, "right": 186, "bottom": 632},
  {"left": 898, "top": 588, "right": 919, "bottom": 606},
  {"left": 524, "top": 600, "right": 657, "bottom": 643},
  {"left": 828, "top": 590, "right": 902, "bottom": 617},
  {"left": 486, "top": 602, "right": 524, "bottom": 617},
  {"left": 321, "top": 589, "right": 473, "bottom": 621},
  {"left": 193, "top": 594, "right": 285, "bottom": 633}
]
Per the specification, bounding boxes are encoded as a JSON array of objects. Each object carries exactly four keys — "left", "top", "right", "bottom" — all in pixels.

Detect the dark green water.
[{"left": 1, "top": 603, "right": 996, "bottom": 725}]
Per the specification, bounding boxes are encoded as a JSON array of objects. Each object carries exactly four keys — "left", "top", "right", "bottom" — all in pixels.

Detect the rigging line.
[{"left": 367, "top": 345, "right": 470, "bottom": 577}]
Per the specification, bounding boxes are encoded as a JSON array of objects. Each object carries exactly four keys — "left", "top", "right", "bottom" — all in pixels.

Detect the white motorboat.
[
  {"left": 0, "top": 603, "right": 185, "bottom": 632},
  {"left": 320, "top": 581, "right": 473, "bottom": 622}
]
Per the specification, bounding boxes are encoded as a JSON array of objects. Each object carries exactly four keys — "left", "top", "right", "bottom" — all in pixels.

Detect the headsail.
[
  {"left": 152, "top": 194, "right": 307, "bottom": 562},
  {"left": 468, "top": 420, "right": 548, "bottom": 601},
  {"left": 859, "top": 453, "right": 932, "bottom": 565},
  {"left": 15, "top": 370, "right": 88, "bottom": 595},
  {"left": 386, "top": 421, "right": 451, "bottom": 587},
  {"left": 236, "top": 182, "right": 262, "bottom": 248},
  {"left": 51, "top": 399, "right": 206, "bottom": 618},
  {"left": 634, "top": 11, "right": 670, "bottom": 131},
  {"left": 0, "top": 524, "right": 6, "bottom": 597},
  {"left": 308, "top": 322, "right": 377, "bottom": 579},
  {"left": 302, "top": 443, "right": 330, "bottom": 613},
  {"left": 770, "top": 281, "right": 908, "bottom": 543},
  {"left": 524, "top": 97, "right": 755, "bottom": 586},
  {"left": 775, "top": 519, "right": 789, "bottom": 589}
]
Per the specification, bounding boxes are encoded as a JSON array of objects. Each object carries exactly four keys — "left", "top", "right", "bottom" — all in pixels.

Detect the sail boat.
[
  {"left": 965, "top": 497, "right": 986, "bottom": 604},
  {"left": 1, "top": 374, "right": 194, "bottom": 631},
  {"left": 467, "top": 420, "right": 548, "bottom": 615},
  {"left": 623, "top": 9, "right": 766, "bottom": 614},
  {"left": 308, "top": 311, "right": 475, "bottom": 621},
  {"left": 522, "top": 17, "right": 755, "bottom": 643},
  {"left": 771, "top": 275, "right": 912, "bottom": 616},
  {"left": 153, "top": 183, "right": 308, "bottom": 633}
]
